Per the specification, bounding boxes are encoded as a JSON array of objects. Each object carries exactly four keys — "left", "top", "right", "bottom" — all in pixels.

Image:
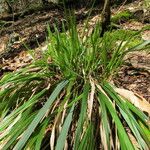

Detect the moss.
[
  {"left": 142, "top": 24, "right": 150, "bottom": 30},
  {"left": 111, "top": 29, "right": 137, "bottom": 39},
  {"left": 111, "top": 10, "right": 133, "bottom": 23},
  {"left": 110, "top": 29, "right": 143, "bottom": 47}
]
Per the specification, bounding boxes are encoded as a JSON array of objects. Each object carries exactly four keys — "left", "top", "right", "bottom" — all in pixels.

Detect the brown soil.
[
  {"left": 0, "top": 5, "right": 92, "bottom": 62},
  {"left": 114, "top": 52, "right": 150, "bottom": 102}
]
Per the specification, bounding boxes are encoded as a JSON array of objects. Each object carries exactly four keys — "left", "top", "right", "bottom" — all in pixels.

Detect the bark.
[
  {"left": 5, "top": 0, "right": 13, "bottom": 14},
  {"left": 100, "top": 0, "right": 111, "bottom": 37}
]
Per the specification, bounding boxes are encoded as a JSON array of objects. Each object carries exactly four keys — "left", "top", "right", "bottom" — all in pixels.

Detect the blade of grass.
[
  {"left": 0, "top": 89, "right": 47, "bottom": 131},
  {"left": 13, "top": 80, "right": 68, "bottom": 150},
  {"left": 55, "top": 104, "right": 75, "bottom": 150},
  {"left": 103, "top": 83, "right": 150, "bottom": 148},
  {"left": 2, "top": 111, "right": 37, "bottom": 150},
  {"left": 78, "top": 123, "right": 95, "bottom": 150},
  {"left": 97, "top": 85, "right": 134, "bottom": 150},
  {"left": 98, "top": 95, "right": 110, "bottom": 150},
  {"left": 126, "top": 40, "right": 150, "bottom": 53},
  {"left": 73, "top": 83, "right": 89, "bottom": 150}
]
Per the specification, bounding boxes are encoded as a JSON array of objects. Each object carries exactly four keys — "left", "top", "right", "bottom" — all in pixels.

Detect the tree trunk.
[
  {"left": 5, "top": 0, "right": 13, "bottom": 14},
  {"left": 100, "top": 0, "right": 111, "bottom": 37}
]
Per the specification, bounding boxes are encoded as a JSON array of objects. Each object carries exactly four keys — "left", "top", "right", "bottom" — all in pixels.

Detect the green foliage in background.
[{"left": 111, "top": 10, "right": 133, "bottom": 23}]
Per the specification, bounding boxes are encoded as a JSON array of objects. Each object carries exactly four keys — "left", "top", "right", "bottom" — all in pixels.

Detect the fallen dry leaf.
[
  {"left": 128, "top": 132, "right": 139, "bottom": 148},
  {"left": 114, "top": 88, "right": 150, "bottom": 115},
  {"left": 87, "top": 77, "right": 95, "bottom": 120}
]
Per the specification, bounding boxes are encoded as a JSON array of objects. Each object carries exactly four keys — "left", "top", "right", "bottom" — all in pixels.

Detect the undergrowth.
[
  {"left": 0, "top": 16, "right": 150, "bottom": 150},
  {"left": 111, "top": 10, "right": 133, "bottom": 23}
]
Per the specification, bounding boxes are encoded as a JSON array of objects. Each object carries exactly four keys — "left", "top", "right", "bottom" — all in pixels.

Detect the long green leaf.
[
  {"left": 55, "top": 104, "right": 75, "bottom": 150},
  {"left": 98, "top": 95, "right": 110, "bottom": 150},
  {"left": 0, "top": 89, "right": 47, "bottom": 132},
  {"left": 103, "top": 83, "right": 150, "bottom": 148},
  {"left": 73, "top": 83, "right": 89, "bottom": 150},
  {"left": 13, "top": 80, "right": 68, "bottom": 150},
  {"left": 35, "top": 118, "right": 49, "bottom": 150},
  {"left": 78, "top": 124, "right": 95, "bottom": 150},
  {"left": 127, "top": 40, "right": 150, "bottom": 52},
  {"left": 98, "top": 91, "right": 134, "bottom": 150},
  {"left": 2, "top": 111, "right": 37, "bottom": 150}
]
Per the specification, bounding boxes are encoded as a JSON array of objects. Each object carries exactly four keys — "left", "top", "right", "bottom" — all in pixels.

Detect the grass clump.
[{"left": 0, "top": 18, "right": 150, "bottom": 150}]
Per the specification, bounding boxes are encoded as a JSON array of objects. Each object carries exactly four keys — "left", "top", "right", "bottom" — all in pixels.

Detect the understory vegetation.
[{"left": 0, "top": 12, "right": 150, "bottom": 149}]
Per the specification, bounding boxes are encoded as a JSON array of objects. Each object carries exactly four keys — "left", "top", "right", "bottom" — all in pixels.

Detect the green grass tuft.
[{"left": 0, "top": 17, "right": 149, "bottom": 150}]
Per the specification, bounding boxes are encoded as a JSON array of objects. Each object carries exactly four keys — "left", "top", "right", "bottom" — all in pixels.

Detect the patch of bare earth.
[{"left": 114, "top": 52, "right": 150, "bottom": 102}]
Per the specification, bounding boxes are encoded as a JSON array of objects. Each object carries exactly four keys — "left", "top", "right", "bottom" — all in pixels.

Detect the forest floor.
[{"left": 0, "top": 0, "right": 150, "bottom": 101}]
